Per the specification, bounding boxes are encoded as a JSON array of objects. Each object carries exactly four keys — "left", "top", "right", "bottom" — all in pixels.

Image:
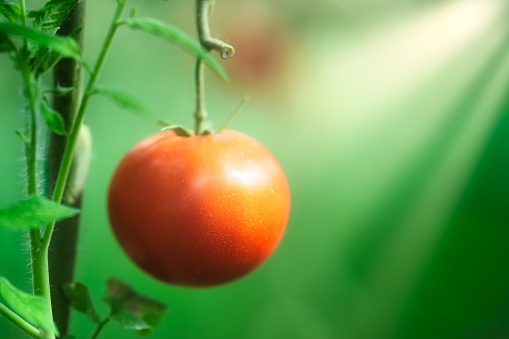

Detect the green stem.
[
  {"left": 193, "top": 0, "right": 235, "bottom": 135},
  {"left": 193, "top": 58, "right": 207, "bottom": 135},
  {"left": 195, "top": 0, "right": 234, "bottom": 57},
  {"left": 18, "top": 40, "right": 54, "bottom": 339},
  {"left": 20, "top": 59, "right": 39, "bottom": 197},
  {"left": 19, "top": 0, "right": 27, "bottom": 25},
  {"left": 21, "top": 75, "right": 54, "bottom": 339},
  {"left": 19, "top": 0, "right": 28, "bottom": 53},
  {"left": 0, "top": 302, "right": 43, "bottom": 339},
  {"left": 48, "top": 2, "right": 87, "bottom": 335},
  {"left": 18, "top": 0, "right": 37, "bottom": 197},
  {"left": 42, "top": 0, "right": 126, "bottom": 249},
  {"left": 90, "top": 318, "right": 110, "bottom": 339}
]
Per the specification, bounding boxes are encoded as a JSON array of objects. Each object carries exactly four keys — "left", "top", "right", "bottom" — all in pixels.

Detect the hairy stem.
[
  {"left": 48, "top": 2, "right": 87, "bottom": 336},
  {"left": 19, "top": 41, "right": 55, "bottom": 339},
  {"left": 18, "top": 41, "right": 55, "bottom": 339}
]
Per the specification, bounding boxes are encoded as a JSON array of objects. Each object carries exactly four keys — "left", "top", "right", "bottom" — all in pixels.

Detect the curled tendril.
[
  {"left": 196, "top": 0, "right": 235, "bottom": 59},
  {"left": 220, "top": 45, "right": 235, "bottom": 59}
]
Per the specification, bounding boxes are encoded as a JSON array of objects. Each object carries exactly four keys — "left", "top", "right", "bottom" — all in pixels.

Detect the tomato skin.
[{"left": 108, "top": 130, "right": 290, "bottom": 287}]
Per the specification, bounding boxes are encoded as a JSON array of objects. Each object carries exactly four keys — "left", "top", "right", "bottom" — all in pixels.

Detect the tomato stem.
[
  {"left": 194, "top": 0, "right": 235, "bottom": 135},
  {"left": 17, "top": 1, "right": 55, "bottom": 335},
  {"left": 195, "top": 0, "right": 235, "bottom": 58},
  {"left": 194, "top": 57, "right": 207, "bottom": 135}
]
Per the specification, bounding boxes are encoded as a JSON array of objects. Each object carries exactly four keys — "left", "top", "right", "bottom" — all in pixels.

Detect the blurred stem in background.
[{"left": 47, "top": 1, "right": 87, "bottom": 336}]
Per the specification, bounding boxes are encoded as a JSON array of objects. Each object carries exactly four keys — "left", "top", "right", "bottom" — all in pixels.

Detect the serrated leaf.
[
  {"left": 103, "top": 278, "right": 166, "bottom": 335},
  {"left": 0, "top": 276, "right": 59, "bottom": 335},
  {"left": 93, "top": 87, "right": 154, "bottom": 120},
  {"left": 41, "top": 100, "right": 67, "bottom": 135},
  {"left": 0, "top": 1, "right": 21, "bottom": 23},
  {"left": 31, "top": 26, "right": 82, "bottom": 76},
  {"left": 63, "top": 282, "right": 100, "bottom": 324},
  {"left": 0, "top": 196, "right": 80, "bottom": 231},
  {"left": 0, "top": 21, "right": 80, "bottom": 60},
  {"left": 124, "top": 17, "right": 228, "bottom": 81},
  {"left": 28, "top": 0, "right": 78, "bottom": 33}
]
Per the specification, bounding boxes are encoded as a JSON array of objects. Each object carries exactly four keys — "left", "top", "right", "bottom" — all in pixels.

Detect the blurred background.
[{"left": 1, "top": 0, "right": 509, "bottom": 338}]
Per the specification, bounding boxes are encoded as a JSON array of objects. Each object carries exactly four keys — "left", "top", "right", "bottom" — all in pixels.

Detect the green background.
[{"left": 2, "top": 0, "right": 509, "bottom": 338}]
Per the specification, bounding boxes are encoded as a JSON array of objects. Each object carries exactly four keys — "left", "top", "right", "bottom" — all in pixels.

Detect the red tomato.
[{"left": 108, "top": 130, "right": 290, "bottom": 287}]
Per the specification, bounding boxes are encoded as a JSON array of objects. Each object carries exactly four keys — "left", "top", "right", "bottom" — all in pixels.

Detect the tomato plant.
[
  {"left": 1, "top": 0, "right": 258, "bottom": 337},
  {"left": 108, "top": 130, "right": 290, "bottom": 287}
]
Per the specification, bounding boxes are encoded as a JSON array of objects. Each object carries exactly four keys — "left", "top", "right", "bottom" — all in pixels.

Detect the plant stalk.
[
  {"left": 193, "top": 0, "right": 234, "bottom": 135},
  {"left": 193, "top": 58, "right": 207, "bottom": 135},
  {"left": 89, "top": 318, "right": 109, "bottom": 339},
  {"left": 43, "top": 0, "right": 126, "bottom": 248},
  {"left": 19, "top": 34, "right": 55, "bottom": 339},
  {"left": 48, "top": 2, "right": 87, "bottom": 336}
]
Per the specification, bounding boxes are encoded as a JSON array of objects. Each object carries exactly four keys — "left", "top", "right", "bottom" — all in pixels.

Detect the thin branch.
[{"left": 90, "top": 318, "right": 110, "bottom": 339}]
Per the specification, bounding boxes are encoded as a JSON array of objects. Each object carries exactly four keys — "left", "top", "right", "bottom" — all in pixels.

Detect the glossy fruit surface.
[{"left": 108, "top": 130, "right": 290, "bottom": 287}]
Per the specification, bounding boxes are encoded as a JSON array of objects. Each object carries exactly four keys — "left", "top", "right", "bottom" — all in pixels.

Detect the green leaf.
[
  {"left": 0, "top": 196, "right": 80, "bottom": 231},
  {"left": 103, "top": 278, "right": 166, "bottom": 335},
  {"left": 124, "top": 17, "right": 228, "bottom": 81},
  {"left": 15, "top": 130, "right": 29, "bottom": 144},
  {"left": 41, "top": 100, "right": 67, "bottom": 135},
  {"left": 0, "top": 21, "right": 80, "bottom": 60},
  {"left": 93, "top": 87, "right": 154, "bottom": 120},
  {"left": 31, "top": 47, "right": 60, "bottom": 76},
  {"left": 31, "top": 26, "right": 82, "bottom": 76},
  {"left": 0, "top": 1, "right": 21, "bottom": 23},
  {"left": 28, "top": 0, "right": 78, "bottom": 33},
  {"left": 110, "top": 311, "right": 151, "bottom": 331},
  {"left": 0, "top": 276, "right": 59, "bottom": 335},
  {"left": 63, "top": 282, "right": 101, "bottom": 324},
  {"left": 161, "top": 125, "right": 193, "bottom": 137}
]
